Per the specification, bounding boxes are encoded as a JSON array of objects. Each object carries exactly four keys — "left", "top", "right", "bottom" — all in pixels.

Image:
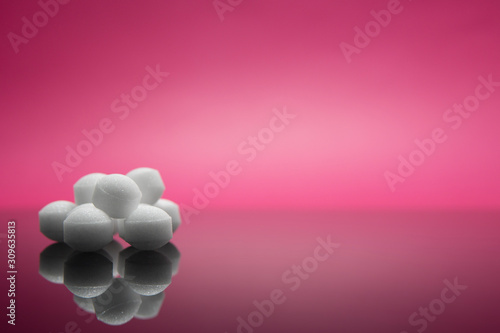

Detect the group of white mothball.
[{"left": 39, "top": 167, "right": 181, "bottom": 252}]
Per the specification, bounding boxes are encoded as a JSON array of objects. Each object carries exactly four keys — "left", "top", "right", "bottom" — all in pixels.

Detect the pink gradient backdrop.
[{"left": 1, "top": 0, "right": 500, "bottom": 209}]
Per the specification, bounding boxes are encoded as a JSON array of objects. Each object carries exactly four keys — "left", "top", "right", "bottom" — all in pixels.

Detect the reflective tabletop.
[{"left": 1, "top": 209, "right": 500, "bottom": 333}]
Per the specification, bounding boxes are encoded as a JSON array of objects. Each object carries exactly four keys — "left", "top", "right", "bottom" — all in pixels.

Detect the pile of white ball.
[{"left": 39, "top": 167, "right": 181, "bottom": 252}]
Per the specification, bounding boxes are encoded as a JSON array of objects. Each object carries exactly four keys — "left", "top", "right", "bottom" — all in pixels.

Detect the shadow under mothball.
[{"left": 39, "top": 240, "right": 181, "bottom": 326}]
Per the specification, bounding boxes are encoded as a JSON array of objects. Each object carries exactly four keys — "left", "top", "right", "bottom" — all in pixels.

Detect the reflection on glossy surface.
[
  {"left": 135, "top": 293, "right": 166, "bottom": 320},
  {"left": 117, "top": 246, "right": 139, "bottom": 277},
  {"left": 157, "top": 242, "right": 181, "bottom": 276},
  {"left": 93, "top": 278, "right": 142, "bottom": 326},
  {"left": 124, "top": 250, "right": 172, "bottom": 296},
  {"left": 38, "top": 242, "right": 74, "bottom": 284},
  {"left": 64, "top": 251, "right": 114, "bottom": 298},
  {"left": 73, "top": 295, "right": 95, "bottom": 313},
  {"left": 39, "top": 241, "right": 181, "bottom": 325},
  {"left": 18, "top": 209, "right": 500, "bottom": 332},
  {"left": 103, "top": 240, "right": 123, "bottom": 277}
]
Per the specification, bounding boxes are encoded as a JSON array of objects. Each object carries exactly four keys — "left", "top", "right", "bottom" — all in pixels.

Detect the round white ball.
[
  {"left": 92, "top": 174, "right": 142, "bottom": 218},
  {"left": 154, "top": 199, "right": 181, "bottom": 232},
  {"left": 123, "top": 204, "right": 173, "bottom": 250},
  {"left": 73, "top": 173, "right": 105, "bottom": 205},
  {"left": 39, "top": 200, "right": 76, "bottom": 241},
  {"left": 126, "top": 167, "right": 165, "bottom": 204},
  {"left": 63, "top": 204, "right": 114, "bottom": 252}
]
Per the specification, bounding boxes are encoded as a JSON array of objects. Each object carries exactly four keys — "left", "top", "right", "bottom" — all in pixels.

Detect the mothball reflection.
[{"left": 39, "top": 241, "right": 181, "bottom": 325}]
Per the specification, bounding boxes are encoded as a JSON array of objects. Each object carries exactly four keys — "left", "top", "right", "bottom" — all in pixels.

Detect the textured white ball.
[
  {"left": 39, "top": 200, "right": 76, "bottom": 241},
  {"left": 126, "top": 167, "right": 165, "bottom": 204},
  {"left": 154, "top": 199, "right": 181, "bottom": 232},
  {"left": 92, "top": 174, "right": 142, "bottom": 218},
  {"left": 123, "top": 204, "right": 173, "bottom": 250},
  {"left": 73, "top": 173, "right": 106, "bottom": 205},
  {"left": 63, "top": 204, "right": 114, "bottom": 252}
]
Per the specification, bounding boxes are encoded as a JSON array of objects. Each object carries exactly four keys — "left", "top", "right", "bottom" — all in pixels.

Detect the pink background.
[{"left": 1, "top": 0, "right": 500, "bottom": 210}]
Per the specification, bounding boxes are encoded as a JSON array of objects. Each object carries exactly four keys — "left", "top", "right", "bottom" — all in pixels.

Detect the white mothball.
[
  {"left": 123, "top": 204, "right": 173, "bottom": 250},
  {"left": 92, "top": 174, "right": 142, "bottom": 218},
  {"left": 73, "top": 173, "right": 106, "bottom": 205},
  {"left": 39, "top": 200, "right": 76, "bottom": 242},
  {"left": 154, "top": 199, "right": 181, "bottom": 233},
  {"left": 40, "top": 169, "right": 180, "bottom": 256},
  {"left": 63, "top": 204, "right": 114, "bottom": 252},
  {"left": 126, "top": 167, "right": 165, "bottom": 204}
]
